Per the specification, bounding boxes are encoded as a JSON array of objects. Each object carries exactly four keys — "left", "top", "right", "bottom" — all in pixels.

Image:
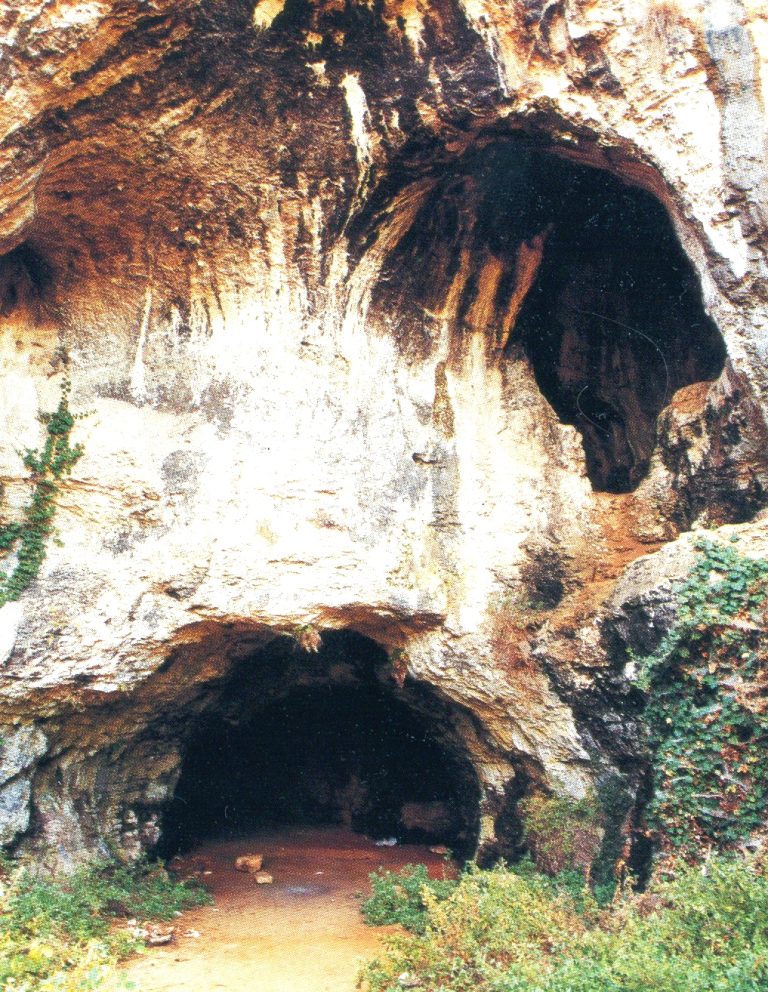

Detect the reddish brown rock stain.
[{"left": 122, "top": 826, "right": 454, "bottom": 992}]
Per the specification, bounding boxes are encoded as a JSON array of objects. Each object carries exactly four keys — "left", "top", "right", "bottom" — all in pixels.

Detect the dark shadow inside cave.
[
  {"left": 159, "top": 631, "right": 480, "bottom": 859},
  {"left": 504, "top": 145, "right": 727, "bottom": 493},
  {"left": 0, "top": 242, "right": 53, "bottom": 318},
  {"left": 356, "top": 136, "right": 727, "bottom": 493}
]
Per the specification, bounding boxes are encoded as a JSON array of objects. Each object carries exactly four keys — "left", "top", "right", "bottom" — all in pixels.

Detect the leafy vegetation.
[
  {"left": 638, "top": 537, "right": 768, "bottom": 856},
  {"left": 0, "top": 856, "right": 210, "bottom": 991},
  {"left": 520, "top": 792, "right": 604, "bottom": 879},
  {"left": 359, "top": 535, "right": 768, "bottom": 990},
  {"left": 0, "top": 381, "right": 84, "bottom": 605},
  {"left": 358, "top": 854, "right": 768, "bottom": 992},
  {"left": 361, "top": 856, "right": 612, "bottom": 944},
  {"left": 361, "top": 863, "right": 457, "bottom": 935}
]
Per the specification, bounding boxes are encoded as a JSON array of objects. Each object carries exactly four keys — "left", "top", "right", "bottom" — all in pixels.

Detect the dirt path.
[{"left": 122, "top": 826, "right": 451, "bottom": 992}]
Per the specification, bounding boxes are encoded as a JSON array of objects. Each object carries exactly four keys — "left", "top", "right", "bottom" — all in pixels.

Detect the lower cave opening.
[{"left": 159, "top": 631, "right": 480, "bottom": 860}]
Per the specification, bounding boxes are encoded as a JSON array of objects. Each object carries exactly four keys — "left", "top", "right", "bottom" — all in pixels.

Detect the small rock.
[
  {"left": 398, "top": 972, "right": 422, "bottom": 988},
  {"left": 183, "top": 929, "right": 202, "bottom": 938},
  {"left": 255, "top": 871, "right": 273, "bottom": 884},
  {"left": 146, "top": 924, "right": 175, "bottom": 947},
  {"left": 128, "top": 922, "right": 175, "bottom": 946},
  {"left": 374, "top": 837, "right": 397, "bottom": 847},
  {"left": 429, "top": 845, "right": 450, "bottom": 855},
  {"left": 235, "top": 854, "right": 264, "bottom": 873}
]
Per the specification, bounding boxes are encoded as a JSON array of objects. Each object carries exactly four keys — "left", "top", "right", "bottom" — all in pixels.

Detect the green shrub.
[
  {"left": 358, "top": 854, "right": 768, "bottom": 992},
  {"left": 361, "top": 863, "right": 457, "bottom": 935},
  {"left": 359, "top": 863, "right": 587, "bottom": 991},
  {"left": 510, "top": 855, "right": 608, "bottom": 912},
  {"left": 0, "top": 857, "right": 210, "bottom": 991}
]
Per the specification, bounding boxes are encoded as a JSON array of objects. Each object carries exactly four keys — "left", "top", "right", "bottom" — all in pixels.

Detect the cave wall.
[{"left": 0, "top": 0, "right": 766, "bottom": 864}]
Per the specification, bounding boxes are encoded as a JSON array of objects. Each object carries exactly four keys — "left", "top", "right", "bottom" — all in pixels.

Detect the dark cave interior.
[
  {"left": 506, "top": 143, "right": 727, "bottom": 493},
  {"left": 361, "top": 136, "right": 727, "bottom": 493},
  {"left": 160, "top": 631, "right": 481, "bottom": 859}
]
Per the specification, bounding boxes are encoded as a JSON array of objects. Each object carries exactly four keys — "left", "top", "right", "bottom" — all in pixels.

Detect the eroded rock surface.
[{"left": 0, "top": 0, "right": 766, "bottom": 866}]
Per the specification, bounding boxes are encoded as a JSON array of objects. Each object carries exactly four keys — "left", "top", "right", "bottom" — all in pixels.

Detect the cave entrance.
[
  {"left": 357, "top": 135, "right": 726, "bottom": 492},
  {"left": 506, "top": 144, "right": 728, "bottom": 493},
  {"left": 160, "top": 631, "right": 480, "bottom": 859}
]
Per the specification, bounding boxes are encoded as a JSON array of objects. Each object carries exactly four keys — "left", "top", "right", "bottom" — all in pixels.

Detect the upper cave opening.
[
  {"left": 358, "top": 136, "right": 726, "bottom": 492},
  {"left": 159, "top": 630, "right": 481, "bottom": 859},
  {"left": 502, "top": 145, "right": 728, "bottom": 493}
]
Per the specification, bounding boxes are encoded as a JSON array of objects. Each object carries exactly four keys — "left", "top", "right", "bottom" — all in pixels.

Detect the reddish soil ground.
[{"left": 121, "top": 826, "right": 453, "bottom": 992}]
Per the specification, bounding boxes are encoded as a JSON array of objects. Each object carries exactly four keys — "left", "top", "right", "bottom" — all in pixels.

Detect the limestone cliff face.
[{"left": 0, "top": 0, "right": 766, "bottom": 865}]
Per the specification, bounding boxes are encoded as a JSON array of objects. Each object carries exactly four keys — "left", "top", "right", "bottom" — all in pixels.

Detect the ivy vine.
[
  {"left": 0, "top": 381, "right": 84, "bottom": 606},
  {"left": 639, "top": 537, "right": 768, "bottom": 857}
]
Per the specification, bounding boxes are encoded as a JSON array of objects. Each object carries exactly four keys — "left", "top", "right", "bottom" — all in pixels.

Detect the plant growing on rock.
[
  {"left": 292, "top": 623, "right": 323, "bottom": 652},
  {"left": 0, "top": 381, "right": 84, "bottom": 606},
  {"left": 520, "top": 792, "right": 605, "bottom": 879},
  {"left": 638, "top": 537, "right": 768, "bottom": 857}
]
